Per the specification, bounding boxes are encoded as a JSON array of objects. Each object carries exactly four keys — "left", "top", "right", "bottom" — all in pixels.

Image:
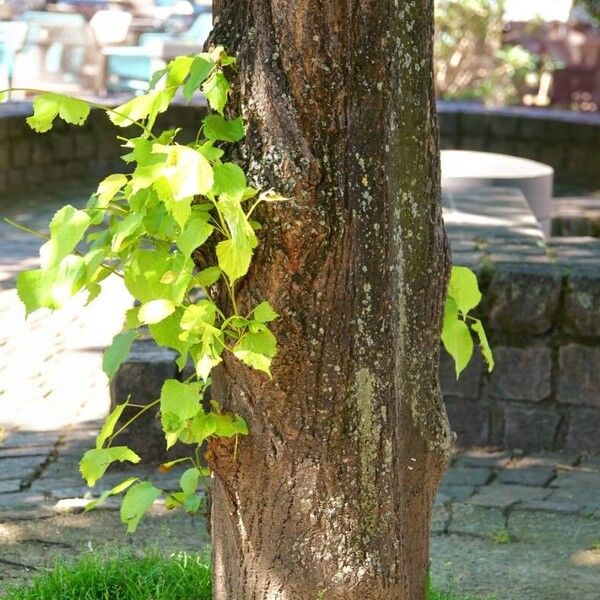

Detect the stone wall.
[
  {"left": 444, "top": 187, "right": 600, "bottom": 453},
  {"left": 0, "top": 100, "right": 598, "bottom": 193},
  {"left": 442, "top": 260, "right": 600, "bottom": 453},
  {"left": 439, "top": 101, "right": 600, "bottom": 188},
  {"left": 0, "top": 102, "right": 206, "bottom": 193}
]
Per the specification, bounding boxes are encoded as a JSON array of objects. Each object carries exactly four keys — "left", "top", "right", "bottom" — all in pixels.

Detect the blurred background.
[{"left": 0, "top": 0, "right": 597, "bottom": 111}]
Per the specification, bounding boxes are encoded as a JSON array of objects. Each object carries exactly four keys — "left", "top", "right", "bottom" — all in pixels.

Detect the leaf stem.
[{"left": 107, "top": 398, "right": 161, "bottom": 445}]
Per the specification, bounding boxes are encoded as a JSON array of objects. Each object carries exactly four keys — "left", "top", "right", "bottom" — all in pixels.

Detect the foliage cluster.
[
  {"left": 434, "top": 0, "right": 537, "bottom": 106},
  {"left": 13, "top": 47, "right": 283, "bottom": 532}
]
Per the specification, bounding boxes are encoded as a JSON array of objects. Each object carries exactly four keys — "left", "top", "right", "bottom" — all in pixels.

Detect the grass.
[
  {"left": 2, "top": 552, "right": 212, "bottom": 600},
  {"left": 2, "top": 552, "right": 485, "bottom": 600}
]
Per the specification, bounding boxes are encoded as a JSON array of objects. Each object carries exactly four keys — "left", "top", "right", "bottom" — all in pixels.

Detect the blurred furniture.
[
  {"left": 12, "top": 8, "right": 134, "bottom": 96},
  {"left": 441, "top": 150, "right": 554, "bottom": 235},
  {"left": 11, "top": 11, "right": 92, "bottom": 93},
  {"left": 0, "top": 21, "right": 28, "bottom": 95},
  {"left": 103, "top": 8, "right": 212, "bottom": 93}
]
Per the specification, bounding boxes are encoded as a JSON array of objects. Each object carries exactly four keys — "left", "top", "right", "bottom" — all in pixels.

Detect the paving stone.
[
  {"left": 510, "top": 452, "right": 580, "bottom": 469},
  {"left": 485, "top": 264, "right": 562, "bottom": 335},
  {"left": 468, "top": 484, "right": 551, "bottom": 509},
  {"left": 504, "top": 405, "right": 560, "bottom": 450},
  {"left": 0, "top": 490, "right": 49, "bottom": 508},
  {"left": 454, "top": 449, "right": 511, "bottom": 469},
  {"left": 438, "top": 485, "right": 476, "bottom": 502},
  {"left": 431, "top": 503, "right": 450, "bottom": 535},
  {"left": 558, "top": 345, "right": 600, "bottom": 408},
  {"left": 0, "top": 432, "right": 60, "bottom": 449},
  {"left": 0, "top": 479, "right": 22, "bottom": 493},
  {"left": 498, "top": 467, "right": 556, "bottom": 487},
  {"left": 550, "top": 470, "right": 600, "bottom": 489},
  {"left": 442, "top": 467, "right": 493, "bottom": 487},
  {"left": 0, "top": 456, "right": 46, "bottom": 481},
  {"left": 489, "top": 346, "right": 551, "bottom": 402},
  {"left": 0, "top": 445, "right": 53, "bottom": 458},
  {"left": 448, "top": 504, "right": 506, "bottom": 537},
  {"left": 513, "top": 496, "right": 582, "bottom": 515}
]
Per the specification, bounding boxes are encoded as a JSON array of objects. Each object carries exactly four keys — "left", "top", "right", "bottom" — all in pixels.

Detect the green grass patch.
[
  {"left": 2, "top": 551, "right": 485, "bottom": 600},
  {"left": 2, "top": 552, "right": 211, "bottom": 600}
]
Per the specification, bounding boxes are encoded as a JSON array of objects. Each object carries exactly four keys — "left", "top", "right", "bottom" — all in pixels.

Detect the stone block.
[
  {"left": 11, "top": 139, "right": 30, "bottom": 168},
  {"left": 468, "top": 483, "right": 551, "bottom": 509},
  {"left": 442, "top": 467, "right": 492, "bottom": 487},
  {"left": 564, "top": 271, "right": 600, "bottom": 337},
  {"left": 74, "top": 132, "right": 96, "bottom": 160},
  {"left": 48, "top": 133, "right": 74, "bottom": 162},
  {"left": 485, "top": 265, "right": 562, "bottom": 335},
  {"left": 438, "top": 485, "right": 475, "bottom": 502},
  {"left": 558, "top": 345, "right": 600, "bottom": 408},
  {"left": 454, "top": 449, "right": 510, "bottom": 469},
  {"left": 498, "top": 466, "right": 555, "bottom": 487},
  {"left": 489, "top": 115, "right": 519, "bottom": 139},
  {"left": 548, "top": 488, "right": 600, "bottom": 513},
  {"left": 550, "top": 470, "right": 600, "bottom": 489},
  {"left": 444, "top": 397, "right": 489, "bottom": 447},
  {"left": 448, "top": 504, "right": 506, "bottom": 537},
  {"left": 31, "top": 143, "right": 52, "bottom": 166},
  {"left": 512, "top": 496, "right": 581, "bottom": 515},
  {"left": 439, "top": 349, "right": 482, "bottom": 399},
  {"left": 0, "top": 145, "right": 9, "bottom": 170},
  {"left": 489, "top": 346, "right": 551, "bottom": 402},
  {"left": 504, "top": 405, "right": 560, "bottom": 450},
  {"left": 110, "top": 339, "right": 178, "bottom": 463}
]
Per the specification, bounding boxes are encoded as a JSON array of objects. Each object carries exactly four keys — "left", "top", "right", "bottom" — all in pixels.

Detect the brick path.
[{"left": 0, "top": 186, "right": 598, "bottom": 598}]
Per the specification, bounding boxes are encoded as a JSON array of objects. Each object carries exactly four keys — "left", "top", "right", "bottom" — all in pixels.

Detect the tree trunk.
[{"left": 206, "top": 1, "right": 453, "bottom": 598}]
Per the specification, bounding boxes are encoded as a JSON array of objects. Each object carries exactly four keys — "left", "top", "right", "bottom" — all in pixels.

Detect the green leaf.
[
  {"left": 96, "top": 174, "right": 128, "bottom": 208},
  {"left": 204, "top": 115, "right": 244, "bottom": 142},
  {"left": 215, "top": 194, "right": 257, "bottom": 282},
  {"left": 85, "top": 477, "right": 138, "bottom": 512},
  {"left": 27, "top": 93, "right": 90, "bottom": 133},
  {"left": 176, "top": 214, "right": 214, "bottom": 257},
  {"left": 441, "top": 297, "right": 474, "bottom": 378},
  {"left": 79, "top": 447, "right": 141, "bottom": 487},
  {"left": 111, "top": 212, "right": 145, "bottom": 252},
  {"left": 96, "top": 400, "right": 129, "bottom": 449},
  {"left": 165, "top": 55, "right": 194, "bottom": 90},
  {"left": 124, "top": 247, "right": 191, "bottom": 304},
  {"left": 197, "top": 266, "right": 221, "bottom": 287},
  {"left": 138, "top": 299, "right": 176, "bottom": 324},
  {"left": 103, "top": 330, "right": 139, "bottom": 382},
  {"left": 233, "top": 329, "right": 277, "bottom": 376},
  {"left": 471, "top": 318, "right": 495, "bottom": 372},
  {"left": 40, "top": 205, "right": 91, "bottom": 270},
  {"left": 180, "top": 301, "right": 217, "bottom": 333},
  {"left": 109, "top": 90, "right": 169, "bottom": 129},
  {"left": 253, "top": 301, "right": 278, "bottom": 323},
  {"left": 203, "top": 71, "right": 230, "bottom": 114},
  {"left": 17, "top": 256, "right": 86, "bottom": 314},
  {"left": 159, "top": 380, "right": 203, "bottom": 446},
  {"left": 120, "top": 481, "right": 161, "bottom": 533},
  {"left": 213, "top": 162, "right": 247, "bottom": 198},
  {"left": 211, "top": 413, "right": 249, "bottom": 438},
  {"left": 180, "top": 467, "right": 200, "bottom": 495},
  {"left": 152, "top": 144, "right": 214, "bottom": 200},
  {"left": 448, "top": 266, "right": 482, "bottom": 315},
  {"left": 183, "top": 55, "right": 215, "bottom": 100}
]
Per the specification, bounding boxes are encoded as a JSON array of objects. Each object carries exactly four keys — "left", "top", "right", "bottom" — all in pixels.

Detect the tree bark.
[{"left": 206, "top": 1, "right": 453, "bottom": 598}]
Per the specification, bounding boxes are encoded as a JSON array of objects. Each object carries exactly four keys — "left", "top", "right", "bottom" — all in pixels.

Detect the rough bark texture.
[{"left": 206, "top": 1, "right": 453, "bottom": 598}]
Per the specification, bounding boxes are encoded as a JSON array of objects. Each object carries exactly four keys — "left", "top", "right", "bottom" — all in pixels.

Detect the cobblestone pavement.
[{"left": 0, "top": 186, "right": 599, "bottom": 598}]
